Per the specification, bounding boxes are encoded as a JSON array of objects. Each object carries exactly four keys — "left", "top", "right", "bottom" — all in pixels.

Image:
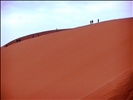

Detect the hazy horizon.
[{"left": 1, "top": 1, "right": 133, "bottom": 46}]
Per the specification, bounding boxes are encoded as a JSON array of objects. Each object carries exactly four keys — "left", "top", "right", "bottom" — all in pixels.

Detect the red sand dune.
[{"left": 1, "top": 18, "right": 133, "bottom": 99}]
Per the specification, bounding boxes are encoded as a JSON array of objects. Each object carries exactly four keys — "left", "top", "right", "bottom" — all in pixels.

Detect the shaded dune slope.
[
  {"left": 1, "top": 18, "right": 133, "bottom": 99},
  {"left": 81, "top": 69, "right": 133, "bottom": 100}
]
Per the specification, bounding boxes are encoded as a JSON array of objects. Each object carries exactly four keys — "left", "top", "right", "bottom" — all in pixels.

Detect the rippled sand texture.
[{"left": 1, "top": 18, "right": 133, "bottom": 99}]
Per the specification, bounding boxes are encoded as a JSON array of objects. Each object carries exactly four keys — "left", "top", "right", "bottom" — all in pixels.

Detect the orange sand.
[{"left": 1, "top": 18, "right": 133, "bottom": 99}]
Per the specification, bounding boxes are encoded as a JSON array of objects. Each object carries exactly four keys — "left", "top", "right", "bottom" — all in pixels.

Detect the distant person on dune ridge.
[
  {"left": 90, "top": 20, "right": 93, "bottom": 24},
  {"left": 32, "top": 35, "right": 34, "bottom": 38},
  {"left": 98, "top": 19, "right": 99, "bottom": 23},
  {"left": 16, "top": 39, "right": 19, "bottom": 42},
  {"left": 16, "top": 39, "right": 21, "bottom": 42}
]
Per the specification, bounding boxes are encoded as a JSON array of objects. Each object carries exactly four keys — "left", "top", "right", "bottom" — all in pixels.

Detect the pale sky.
[{"left": 1, "top": 1, "right": 133, "bottom": 46}]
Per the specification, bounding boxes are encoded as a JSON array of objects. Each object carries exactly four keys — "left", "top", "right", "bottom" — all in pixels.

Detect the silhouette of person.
[
  {"left": 90, "top": 20, "right": 93, "bottom": 24},
  {"left": 92, "top": 20, "right": 93, "bottom": 23},
  {"left": 98, "top": 19, "right": 99, "bottom": 23}
]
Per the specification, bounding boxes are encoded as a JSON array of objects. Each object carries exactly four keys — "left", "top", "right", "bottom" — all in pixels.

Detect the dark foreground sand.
[{"left": 1, "top": 18, "right": 133, "bottom": 99}]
